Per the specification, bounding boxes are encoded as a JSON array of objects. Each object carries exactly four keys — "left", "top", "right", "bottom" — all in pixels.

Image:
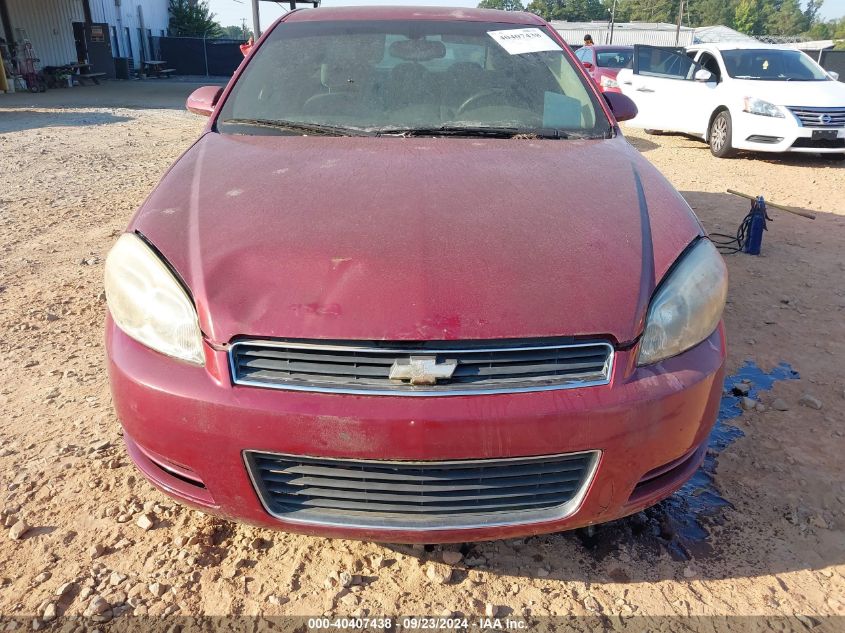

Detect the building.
[
  {"left": 553, "top": 21, "right": 837, "bottom": 67},
  {"left": 551, "top": 21, "right": 696, "bottom": 47},
  {"left": 0, "top": 0, "right": 169, "bottom": 74}
]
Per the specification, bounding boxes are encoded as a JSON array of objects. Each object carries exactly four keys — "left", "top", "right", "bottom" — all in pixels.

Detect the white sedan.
[{"left": 617, "top": 42, "right": 845, "bottom": 158}]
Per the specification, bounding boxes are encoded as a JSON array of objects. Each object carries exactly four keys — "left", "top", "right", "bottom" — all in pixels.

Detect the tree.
[
  {"left": 803, "top": 0, "right": 824, "bottom": 24},
  {"left": 734, "top": 0, "right": 764, "bottom": 34},
  {"left": 526, "top": 0, "right": 607, "bottom": 21},
  {"left": 616, "top": 0, "right": 678, "bottom": 23},
  {"left": 478, "top": 0, "right": 525, "bottom": 10},
  {"left": 763, "top": 0, "right": 809, "bottom": 34},
  {"left": 524, "top": 0, "right": 837, "bottom": 40},
  {"left": 168, "top": 0, "right": 223, "bottom": 38},
  {"left": 221, "top": 25, "right": 253, "bottom": 40},
  {"left": 688, "top": 0, "right": 738, "bottom": 28}
]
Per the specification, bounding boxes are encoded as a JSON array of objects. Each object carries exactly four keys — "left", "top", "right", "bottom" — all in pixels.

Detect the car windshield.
[
  {"left": 721, "top": 49, "right": 828, "bottom": 81},
  {"left": 596, "top": 50, "right": 632, "bottom": 69},
  {"left": 217, "top": 19, "right": 610, "bottom": 138}
]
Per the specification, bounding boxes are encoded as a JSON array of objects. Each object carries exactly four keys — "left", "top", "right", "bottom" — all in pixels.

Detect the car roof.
[
  {"left": 690, "top": 41, "right": 788, "bottom": 52},
  {"left": 282, "top": 5, "right": 546, "bottom": 25}
]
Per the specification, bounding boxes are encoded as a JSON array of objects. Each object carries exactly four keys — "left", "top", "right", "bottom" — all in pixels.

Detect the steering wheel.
[{"left": 456, "top": 88, "right": 518, "bottom": 117}]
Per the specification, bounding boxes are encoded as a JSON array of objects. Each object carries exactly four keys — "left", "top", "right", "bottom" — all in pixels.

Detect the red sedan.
[
  {"left": 104, "top": 6, "right": 727, "bottom": 543},
  {"left": 575, "top": 45, "right": 634, "bottom": 93}
]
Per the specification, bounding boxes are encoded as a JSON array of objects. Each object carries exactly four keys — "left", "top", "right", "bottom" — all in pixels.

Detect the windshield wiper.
[
  {"left": 375, "top": 125, "right": 523, "bottom": 138},
  {"left": 219, "top": 118, "right": 372, "bottom": 137},
  {"left": 374, "top": 125, "right": 594, "bottom": 139}
]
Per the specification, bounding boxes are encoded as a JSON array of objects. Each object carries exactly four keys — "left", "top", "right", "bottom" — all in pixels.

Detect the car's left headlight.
[
  {"left": 600, "top": 75, "right": 619, "bottom": 89},
  {"left": 637, "top": 239, "right": 727, "bottom": 366},
  {"left": 104, "top": 233, "right": 205, "bottom": 365},
  {"left": 743, "top": 97, "right": 785, "bottom": 118}
]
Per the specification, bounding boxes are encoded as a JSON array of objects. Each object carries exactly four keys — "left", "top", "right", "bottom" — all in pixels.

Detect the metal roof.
[
  {"left": 693, "top": 25, "right": 757, "bottom": 44},
  {"left": 551, "top": 21, "right": 695, "bottom": 47}
]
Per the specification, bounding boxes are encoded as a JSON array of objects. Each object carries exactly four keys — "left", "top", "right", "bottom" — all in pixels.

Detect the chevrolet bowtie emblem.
[{"left": 389, "top": 356, "right": 457, "bottom": 385}]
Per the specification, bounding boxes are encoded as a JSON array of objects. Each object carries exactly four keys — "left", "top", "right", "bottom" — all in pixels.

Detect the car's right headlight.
[
  {"left": 637, "top": 239, "right": 727, "bottom": 366},
  {"left": 104, "top": 233, "right": 205, "bottom": 365}
]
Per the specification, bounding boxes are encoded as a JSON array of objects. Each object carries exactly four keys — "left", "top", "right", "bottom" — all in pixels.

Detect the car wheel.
[{"left": 709, "top": 111, "right": 736, "bottom": 158}]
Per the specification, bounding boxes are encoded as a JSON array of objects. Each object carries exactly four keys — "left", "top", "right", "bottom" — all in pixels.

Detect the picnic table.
[
  {"left": 143, "top": 60, "right": 175, "bottom": 78},
  {"left": 70, "top": 62, "right": 106, "bottom": 85}
]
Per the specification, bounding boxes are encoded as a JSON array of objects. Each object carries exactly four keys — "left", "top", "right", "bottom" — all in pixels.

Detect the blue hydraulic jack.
[
  {"left": 743, "top": 196, "right": 770, "bottom": 255},
  {"left": 717, "top": 189, "right": 816, "bottom": 255}
]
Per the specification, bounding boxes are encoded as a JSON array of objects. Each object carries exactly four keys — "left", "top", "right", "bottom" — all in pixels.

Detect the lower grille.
[
  {"left": 787, "top": 106, "right": 845, "bottom": 128},
  {"left": 229, "top": 338, "right": 613, "bottom": 396},
  {"left": 245, "top": 450, "right": 599, "bottom": 529},
  {"left": 791, "top": 137, "right": 845, "bottom": 149}
]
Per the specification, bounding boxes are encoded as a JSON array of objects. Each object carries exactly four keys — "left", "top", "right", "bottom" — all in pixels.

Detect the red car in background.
[
  {"left": 105, "top": 6, "right": 726, "bottom": 543},
  {"left": 576, "top": 45, "right": 634, "bottom": 93}
]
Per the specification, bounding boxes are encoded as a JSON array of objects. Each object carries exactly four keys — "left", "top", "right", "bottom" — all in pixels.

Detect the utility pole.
[
  {"left": 675, "top": 0, "right": 685, "bottom": 46},
  {"left": 251, "top": 0, "right": 261, "bottom": 39},
  {"left": 609, "top": 0, "right": 618, "bottom": 45}
]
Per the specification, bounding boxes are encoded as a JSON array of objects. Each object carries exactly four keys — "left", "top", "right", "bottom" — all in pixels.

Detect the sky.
[{"left": 207, "top": 0, "right": 845, "bottom": 32}]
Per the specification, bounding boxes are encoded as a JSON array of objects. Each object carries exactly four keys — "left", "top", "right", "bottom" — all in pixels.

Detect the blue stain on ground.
[
  {"left": 658, "top": 360, "right": 799, "bottom": 558},
  {"left": 578, "top": 360, "right": 799, "bottom": 560}
]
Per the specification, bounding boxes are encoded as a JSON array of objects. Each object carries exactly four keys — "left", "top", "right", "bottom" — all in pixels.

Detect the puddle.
[{"left": 577, "top": 360, "right": 799, "bottom": 561}]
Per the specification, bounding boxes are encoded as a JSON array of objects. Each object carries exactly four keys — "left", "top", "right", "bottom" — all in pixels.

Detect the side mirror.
[
  {"left": 694, "top": 68, "right": 714, "bottom": 82},
  {"left": 604, "top": 92, "right": 638, "bottom": 122},
  {"left": 828, "top": 70, "right": 840, "bottom": 81},
  {"left": 582, "top": 61, "right": 594, "bottom": 70},
  {"left": 186, "top": 86, "right": 224, "bottom": 117}
]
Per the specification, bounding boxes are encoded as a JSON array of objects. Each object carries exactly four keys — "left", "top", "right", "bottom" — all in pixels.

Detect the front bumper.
[
  {"left": 732, "top": 110, "right": 845, "bottom": 153},
  {"left": 106, "top": 317, "right": 726, "bottom": 543}
]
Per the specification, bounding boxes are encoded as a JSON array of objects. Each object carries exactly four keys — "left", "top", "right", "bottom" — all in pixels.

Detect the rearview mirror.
[
  {"left": 828, "top": 70, "right": 840, "bottom": 81},
  {"left": 694, "top": 68, "right": 713, "bottom": 82},
  {"left": 388, "top": 39, "right": 446, "bottom": 62},
  {"left": 604, "top": 92, "right": 638, "bottom": 122},
  {"left": 186, "top": 86, "right": 224, "bottom": 117}
]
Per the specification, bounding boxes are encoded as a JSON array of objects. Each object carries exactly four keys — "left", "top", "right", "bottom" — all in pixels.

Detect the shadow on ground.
[
  {"left": 625, "top": 136, "right": 660, "bottom": 153},
  {"left": 638, "top": 130, "right": 845, "bottom": 167},
  {"left": 0, "top": 110, "right": 132, "bottom": 134},
  {"left": 0, "top": 77, "right": 227, "bottom": 111}
]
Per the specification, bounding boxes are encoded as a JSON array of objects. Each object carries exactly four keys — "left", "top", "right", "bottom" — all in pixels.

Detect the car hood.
[
  {"left": 732, "top": 78, "right": 845, "bottom": 107},
  {"left": 131, "top": 132, "right": 702, "bottom": 345}
]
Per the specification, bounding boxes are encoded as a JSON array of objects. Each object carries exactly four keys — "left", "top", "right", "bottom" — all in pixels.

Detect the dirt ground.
[{"left": 1, "top": 83, "right": 844, "bottom": 630}]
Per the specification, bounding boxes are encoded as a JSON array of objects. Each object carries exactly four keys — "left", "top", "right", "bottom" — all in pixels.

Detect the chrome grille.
[
  {"left": 229, "top": 339, "right": 613, "bottom": 395},
  {"left": 787, "top": 106, "right": 845, "bottom": 128},
  {"left": 245, "top": 451, "right": 599, "bottom": 529}
]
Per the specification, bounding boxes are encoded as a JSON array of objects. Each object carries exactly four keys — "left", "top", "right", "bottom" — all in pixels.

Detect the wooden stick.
[{"left": 727, "top": 189, "right": 816, "bottom": 220}]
